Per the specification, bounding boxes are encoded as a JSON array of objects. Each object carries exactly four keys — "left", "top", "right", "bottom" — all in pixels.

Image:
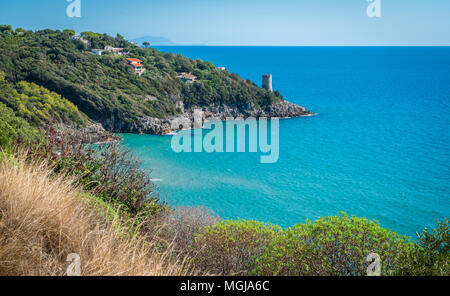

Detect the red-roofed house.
[
  {"left": 127, "top": 58, "right": 142, "bottom": 64},
  {"left": 126, "top": 58, "right": 146, "bottom": 75}
]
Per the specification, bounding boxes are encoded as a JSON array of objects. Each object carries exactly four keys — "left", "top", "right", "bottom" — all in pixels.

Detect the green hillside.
[
  {"left": 0, "top": 70, "right": 90, "bottom": 145},
  {"left": 0, "top": 71, "right": 89, "bottom": 127},
  {"left": 0, "top": 25, "right": 282, "bottom": 132}
]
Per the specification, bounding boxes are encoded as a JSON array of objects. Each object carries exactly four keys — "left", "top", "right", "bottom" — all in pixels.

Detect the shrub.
[
  {"left": 0, "top": 153, "right": 190, "bottom": 276},
  {"left": 192, "top": 220, "right": 282, "bottom": 275},
  {"left": 394, "top": 219, "right": 449, "bottom": 276},
  {"left": 150, "top": 206, "right": 221, "bottom": 255},
  {"left": 0, "top": 74, "right": 89, "bottom": 129},
  {"left": 254, "top": 213, "right": 413, "bottom": 276},
  {"left": 0, "top": 102, "right": 43, "bottom": 146},
  {"left": 23, "top": 128, "right": 163, "bottom": 219}
]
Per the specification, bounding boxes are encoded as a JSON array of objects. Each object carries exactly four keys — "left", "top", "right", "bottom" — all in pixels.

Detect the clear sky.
[{"left": 1, "top": 0, "right": 449, "bottom": 45}]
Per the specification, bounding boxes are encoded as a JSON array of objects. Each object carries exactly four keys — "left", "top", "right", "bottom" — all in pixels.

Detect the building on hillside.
[
  {"left": 91, "top": 49, "right": 105, "bottom": 55},
  {"left": 176, "top": 72, "right": 197, "bottom": 83},
  {"left": 217, "top": 67, "right": 227, "bottom": 71},
  {"left": 127, "top": 58, "right": 143, "bottom": 66},
  {"left": 126, "top": 58, "right": 146, "bottom": 75},
  {"left": 104, "top": 46, "right": 127, "bottom": 56},
  {"left": 262, "top": 74, "right": 273, "bottom": 92}
]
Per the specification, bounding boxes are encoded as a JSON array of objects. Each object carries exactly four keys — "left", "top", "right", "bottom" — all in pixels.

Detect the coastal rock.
[
  {"left": 55, "top": 123, "right": 122, "bottom": 144},
  {"left": 132, "top": 100, "right": 313, "bottom": 135},
  {"left": 266, "top": 100, "right": 308, "bottom": 117}
]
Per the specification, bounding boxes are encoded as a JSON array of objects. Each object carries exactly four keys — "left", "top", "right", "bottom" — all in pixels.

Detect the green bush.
[
  {"left": 394, "top": 219, "right": 449, "bottom": 276},
  {"left": 56, "top": 143, "right": 162, "bottom": 218},
  {"left": 19, "top": 127, "right": 164, "bottom": 220},
  {"left": 254, "top": 213, "right": 413, "bottom": 276},
  {"left": 0, "top": 102, "right": 43, "bottom": 146},
  {"left": 0, "top": 71, "right": 89, "bottom": 128},
  {"left": 192, "top": 220, "right": 281, "bottom": 275}
]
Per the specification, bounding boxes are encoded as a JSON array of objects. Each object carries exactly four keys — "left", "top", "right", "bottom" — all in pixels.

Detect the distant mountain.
[{"left": 130, "top": 36, "right": 175, "bottom": 46}]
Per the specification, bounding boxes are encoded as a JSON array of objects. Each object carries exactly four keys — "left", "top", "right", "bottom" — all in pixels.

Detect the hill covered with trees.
[
  {"left": 0, "top": 25, "right": 303, "bottom": 133},
  {"left": 0, "top": 70, "right": 91, "bottom": 145}
]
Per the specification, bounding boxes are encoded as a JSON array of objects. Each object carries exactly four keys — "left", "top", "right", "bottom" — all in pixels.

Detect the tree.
[
  {"left": 116, "top": 33, "right": 124, "bottom": 41},
  {"left": 0, "top": 25, "right": 13, "bottom": 34},
  {"left": 81, "top": 31, "right": 100, "bottom": 39},
  {"left": 63, "top": 29, "right": 75, "bottom": 36},
  {"left": 254, "top": 213, "right": 413, "bottom": 276},
  {"left": 394, "top": 219, "right": 449, "bottom": 276},
  {"left": 143, "top": 41, "right": 150, "bottom": 48},
  {"left": 192, "top": 220, "right": 282, "bottom": 275}
]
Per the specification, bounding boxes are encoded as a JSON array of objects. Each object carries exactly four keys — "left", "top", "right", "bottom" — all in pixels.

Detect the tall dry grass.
[{"left": 0, "top": 152, "right": 192, "bottom": 276}]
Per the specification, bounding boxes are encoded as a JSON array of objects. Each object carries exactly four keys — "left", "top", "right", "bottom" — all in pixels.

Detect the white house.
[
  {"left": 91, "top": 49, "right": 104, "bottom": 55},
  {"left": 104, "top": 46, "right": 126, "bottom": 56},
  {"left": 176, "top": 72, "right": 197, "bottom": 83}
]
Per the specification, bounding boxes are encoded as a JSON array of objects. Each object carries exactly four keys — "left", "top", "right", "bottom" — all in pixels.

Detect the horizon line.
[{"left": 152, "top": 44, "right": 450, "bottom": 47}]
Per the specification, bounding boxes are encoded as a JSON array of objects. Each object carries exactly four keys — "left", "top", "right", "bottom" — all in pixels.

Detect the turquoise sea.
[{"left": 120, "top": 46, "right": 450, "bottom": 238}]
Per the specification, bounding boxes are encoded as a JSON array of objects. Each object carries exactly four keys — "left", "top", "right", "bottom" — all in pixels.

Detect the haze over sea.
[{"left": 120, "top": 46, "right": 450, "bottom": 238}]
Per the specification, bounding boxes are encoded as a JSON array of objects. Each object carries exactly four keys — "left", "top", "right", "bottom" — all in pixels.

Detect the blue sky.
[{"left": 1, "top": 0, "right": 449, "bottom": 45}]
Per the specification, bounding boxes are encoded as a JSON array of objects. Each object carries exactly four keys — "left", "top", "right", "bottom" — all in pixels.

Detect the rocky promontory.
[{"left": 124, "top": 100, "right": 314, "bottom": 135}]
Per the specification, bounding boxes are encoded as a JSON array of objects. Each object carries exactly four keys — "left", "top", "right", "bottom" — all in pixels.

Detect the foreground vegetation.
[
  {"left": 0, "top": 153, "right": 191, "bottom": 275},
  {"left": 0, "top": 145, "right": 448, "bottom": 275}
]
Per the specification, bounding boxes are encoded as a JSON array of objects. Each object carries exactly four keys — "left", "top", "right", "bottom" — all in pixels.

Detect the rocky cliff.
[{"left": 120, "top": 100, "right": 313, "bottom": 135}]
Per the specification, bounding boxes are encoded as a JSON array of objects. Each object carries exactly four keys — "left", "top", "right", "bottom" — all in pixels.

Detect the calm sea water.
[{"left": 120, "top": 46, "right": 450, "bottom": 238}]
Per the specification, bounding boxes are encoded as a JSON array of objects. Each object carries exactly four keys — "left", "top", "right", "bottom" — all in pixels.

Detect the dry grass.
[{"left": 0, "top": 152, "right": 193, "bottom": 276}]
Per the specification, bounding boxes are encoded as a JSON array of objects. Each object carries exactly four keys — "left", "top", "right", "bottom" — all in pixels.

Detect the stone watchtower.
[{"left": 262, "top": 74, "right": 273, "bottom": 92}]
